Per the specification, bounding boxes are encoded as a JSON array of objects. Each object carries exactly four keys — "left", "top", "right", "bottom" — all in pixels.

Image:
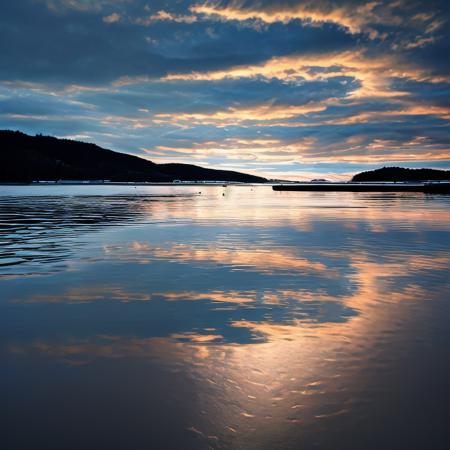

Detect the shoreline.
[{"left": 1, "top": 181, "right": 449, "bottom": 194}]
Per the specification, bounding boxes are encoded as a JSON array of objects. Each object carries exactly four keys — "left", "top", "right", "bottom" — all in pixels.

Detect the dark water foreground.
[{"left": 1, "top": 185, "right": 449, "bottom": 450}]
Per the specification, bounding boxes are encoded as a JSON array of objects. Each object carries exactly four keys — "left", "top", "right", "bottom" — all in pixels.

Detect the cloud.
[
  {"left": 40, "top": 0, "right": 129, "bottom": 13},
  {"left": 190, "top": 0, "right": 445, "bottom": 44},
  {"left": 103, "top": 12, "right": 121, "bottom": 23},
  {"left": 190, "top": 0, "right": 380, "bottom": 34},
  {"left": 143, "top": 134, "right": 450, "bottom": 166},
  {"left": 153, "top": 102, "right": 328, "bottom": 127},
  {"left": 164, "top": 48, "right": 450, "bottom": 99},
  {"left": 134, "top": 10, "right": 198, "bottom": 25}
]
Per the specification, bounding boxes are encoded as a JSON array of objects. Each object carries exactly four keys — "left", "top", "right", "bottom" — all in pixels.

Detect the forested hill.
[
  {"left": 352, "top": 167, "right": 450, "bottom": 182},
  {"left": 0, "top": 130, "right": 267, "bottom": 183}
]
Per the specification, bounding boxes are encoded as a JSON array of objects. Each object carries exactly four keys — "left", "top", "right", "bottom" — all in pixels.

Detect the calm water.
[{"left": 2, "top": 185, "right": 449, "bottom": 450}]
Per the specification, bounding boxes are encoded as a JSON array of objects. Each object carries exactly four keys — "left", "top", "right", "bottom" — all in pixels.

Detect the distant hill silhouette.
[
  {"left": 352, "top": 166, "right": 450, "bottom": 182},
  {"left": 0, "top": 130, "right": 266, "bottom": 183}
]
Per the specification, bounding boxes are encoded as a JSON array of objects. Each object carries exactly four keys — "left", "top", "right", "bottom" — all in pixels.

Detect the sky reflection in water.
[{"left": 2, "top": 185, "right": 449, "bottom": 450}]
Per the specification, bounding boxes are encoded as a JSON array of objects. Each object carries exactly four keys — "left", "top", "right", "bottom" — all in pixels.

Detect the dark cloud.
[{"left": 0, "top": 0, "right": 359, "bottom": 84}]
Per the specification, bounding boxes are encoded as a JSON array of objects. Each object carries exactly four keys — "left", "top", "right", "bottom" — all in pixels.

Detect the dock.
[{"left": 272, "top": 182, "right": 450, "bottom": 193}]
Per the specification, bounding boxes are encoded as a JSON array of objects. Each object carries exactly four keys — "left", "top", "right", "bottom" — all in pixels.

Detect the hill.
[
  {"left": 0, "top": 130, "right": 266, "bottom": 183},
  {"left": 352, "top": 166, "right": 450, "bottom": 182}
]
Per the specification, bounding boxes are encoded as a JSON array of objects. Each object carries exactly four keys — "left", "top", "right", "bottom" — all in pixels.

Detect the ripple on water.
[
  {"left": 0, "top": 194, "right": 194, "bottom": 276},
  {"left": 2, "top": 187, "right": 450, "bottom": 450}
]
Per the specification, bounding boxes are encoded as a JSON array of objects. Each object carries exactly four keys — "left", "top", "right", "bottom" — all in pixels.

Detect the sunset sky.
[{"left": 1, "top": 0, "right": 449, "bottom": 180}]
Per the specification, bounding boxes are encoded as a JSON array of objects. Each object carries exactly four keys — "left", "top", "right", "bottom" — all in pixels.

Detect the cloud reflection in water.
[{"left": 2, "top": 186, "right": 450, "bottom": 450}]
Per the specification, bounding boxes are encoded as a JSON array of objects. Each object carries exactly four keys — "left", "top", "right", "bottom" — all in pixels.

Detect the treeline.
[
  {"left": 0, "top": 130, "right": 267, "bottom": 183},
  {"left": 352, "top": 166, "right": 450, "bottom": 182}
]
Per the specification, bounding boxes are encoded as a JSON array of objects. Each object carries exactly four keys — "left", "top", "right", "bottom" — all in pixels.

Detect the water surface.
[{"left": 2, "top": 185, "right": 449, "bottom": 449}]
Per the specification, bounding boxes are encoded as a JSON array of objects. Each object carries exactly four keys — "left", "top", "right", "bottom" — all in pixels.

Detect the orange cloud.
[
  {"left": 154, "top": 102, "right": 327, "bottom": 127},
  {"left": 164, "top": 49, "right": 449, "bottom": 99},
  {"left": 190, "top": 1, "right": 383, "bottom": 35},
  {"left": 102, "top": 12, "right": 121, "bottom": 23},
  {"left": 144, "top": 133, "right": 450, "bottom": 166},
  {"left": 135, "top": 10, "right": 197, "bottom": 25}
]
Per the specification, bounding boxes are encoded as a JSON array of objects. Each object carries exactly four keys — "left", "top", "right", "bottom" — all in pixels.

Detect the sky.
[{"left": 1, "top": 0, "right": 449, "bottom": 180}]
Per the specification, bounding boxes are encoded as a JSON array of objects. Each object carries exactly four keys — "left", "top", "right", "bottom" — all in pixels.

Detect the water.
[{"left": 1, "top": 185, "right": 449, "bottom": 450}]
